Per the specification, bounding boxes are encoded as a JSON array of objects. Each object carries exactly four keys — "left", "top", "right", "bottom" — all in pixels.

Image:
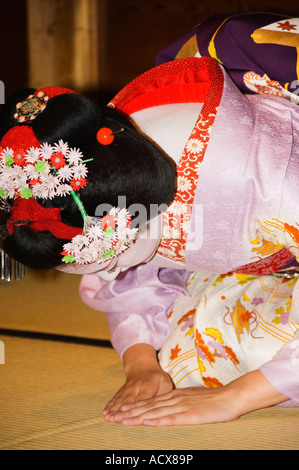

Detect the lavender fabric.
[
  {"left": 78, "top": 59, "right": 299, "bottom": 404},
  {"left": 79, "top": 265, "right": 190, "bottom": 359},
  {"left": 185, "top": 75, "right": 298, "bottom": 273},
  {"left": 260, "top": 330, "right": 299, "bottom": 406}
]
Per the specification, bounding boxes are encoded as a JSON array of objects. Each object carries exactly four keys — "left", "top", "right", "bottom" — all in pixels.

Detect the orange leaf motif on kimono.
[
  {"left": 223, "top": 345, "right": 240, "bottom": 367},
  {"left": 284, "top": 223, "right": 299, "bottom": 246},
  {"left": 170, "top": 344, "right": 181, "bottom": 360},
  {"left": 177, "top": 308, "right": 196, "bottom": 325},
  {"left": 195, "top": 329, "right": 215, "bottom": 364},
  {"left": 225, "top": 300, "right": 252, "bottom": 343},
  {"left": 202, "top": 376, "right": 223, "bottom": 388}
]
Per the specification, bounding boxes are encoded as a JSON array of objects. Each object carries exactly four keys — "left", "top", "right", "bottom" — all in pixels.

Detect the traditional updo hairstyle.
[{"left": 0, "top": 87, "right": 176, "bottom": 269}]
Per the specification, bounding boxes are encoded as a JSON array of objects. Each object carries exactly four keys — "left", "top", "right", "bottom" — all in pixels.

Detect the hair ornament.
[
  {"left": 14, "top": 91, "right": 49, "bottom": 123},
  {"left": 96, "top": 127, "right": 125, "bottom": 145},
  {"left": 0, "top": 135, "right": 138, "bottom": 264},
  {"left": 6, "top": 196, "right": 82, "bottom": 240},
  {"left": 61, "top": 202, "right": 138, "bottom": 265},
  {"left": 0, "top": 139, "right": 88, "bottom": 200}
]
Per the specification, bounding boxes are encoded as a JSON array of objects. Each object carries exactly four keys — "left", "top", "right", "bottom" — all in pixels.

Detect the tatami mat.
[
  {"left": 0, "top": 268, "right": 110, "bottom": 339},
  {"left": 0, "top": 335, "right": 299, "bottom": 450},
  {"left": 1, "top": 269, "right": 299, "bottom": 450}
]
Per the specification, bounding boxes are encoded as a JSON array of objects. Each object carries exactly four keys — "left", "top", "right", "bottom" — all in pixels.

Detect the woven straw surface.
[{"left": 0, "top": 269, "right": 299, "bottom": 450}]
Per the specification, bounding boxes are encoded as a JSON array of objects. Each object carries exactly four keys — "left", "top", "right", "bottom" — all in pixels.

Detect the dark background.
[{"left": 0, "top": 0, "right": 298, "bottom": 103}]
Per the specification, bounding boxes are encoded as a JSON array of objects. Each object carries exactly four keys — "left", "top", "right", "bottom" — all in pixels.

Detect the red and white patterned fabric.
[{"left": 110, "top": 57, "right": 223, "bottom": 263}]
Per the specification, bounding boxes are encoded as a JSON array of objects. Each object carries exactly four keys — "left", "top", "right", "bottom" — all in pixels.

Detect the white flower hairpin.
[
  {"left": 0, "top": 133, "right": 138, "bottom": 265},
  {"left": 61, "top": 196, "right": 138, "bottom": 264},
  {"left": 0, "top": 139, "right": 88, "bottom": 200}
]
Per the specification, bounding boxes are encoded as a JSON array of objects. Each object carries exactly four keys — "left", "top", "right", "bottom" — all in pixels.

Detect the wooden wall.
[
  {"left": 27, "top": 0, "right": 101, "bottom": 93},
  {"left": 0, "top": 0, "right": 28, "bottom": 99},
  {"left": 0, "top": 0, "right": 298, "bottom": 105},
  {"left": 103, "top": 0, "right": 299, "bottom": 94}
]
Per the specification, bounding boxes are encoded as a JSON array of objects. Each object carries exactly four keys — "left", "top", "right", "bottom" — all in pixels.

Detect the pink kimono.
[{"left": 78, "top": 57, "right": 299, "bottom": 406}]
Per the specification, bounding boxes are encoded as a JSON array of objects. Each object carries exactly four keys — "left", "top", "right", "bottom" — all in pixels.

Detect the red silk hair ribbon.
[{"left": 7, "top": 197, "right": 82, "bottom": 240}]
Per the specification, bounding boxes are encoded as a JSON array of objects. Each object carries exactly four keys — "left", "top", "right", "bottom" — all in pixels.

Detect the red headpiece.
[
  {"left": 7, "top": 197, "right": 82, "bottom": 239},
  {"left": 1, "top": 86, "right": 83, "bottom": 240},
  {"left": 0, "top": 86, "right": 137, "bottom": 264}
]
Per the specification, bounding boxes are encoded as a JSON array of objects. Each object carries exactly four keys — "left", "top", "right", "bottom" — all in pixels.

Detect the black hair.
[{"left": 0, "top": 89, "right": 176, "bottom": 269}]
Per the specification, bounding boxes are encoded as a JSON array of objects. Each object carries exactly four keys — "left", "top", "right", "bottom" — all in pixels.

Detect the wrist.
[
  {"left": 226, "top": 370, "right": 289, "bottom": 417},
  {"left": 123, "top": 343, "right": 160, "bottom": 376}
]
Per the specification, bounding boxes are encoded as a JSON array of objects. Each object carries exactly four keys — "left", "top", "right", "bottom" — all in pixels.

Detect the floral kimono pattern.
[{"left": 159, "top": 272, "right": 299, "bottom": 389}]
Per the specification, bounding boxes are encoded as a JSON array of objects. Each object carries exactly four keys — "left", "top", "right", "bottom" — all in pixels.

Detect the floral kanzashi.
[
  {"left": 70, "top": 177, "right": 87, "bottom": 191},
  {"left": 50, "top": 151, "right": 66, "bottom": 169},
  {"left": 102, "top": 214, "right": 117, "bottom": 230},
  {"left": 0, "top": 138, "right": 139, "bottom": 265},
  {"left": 0, "top": 140, "right": 88, "bottom": 200},
  {"left": 61, "top": 207, "right": 138, "bottom": 264}
]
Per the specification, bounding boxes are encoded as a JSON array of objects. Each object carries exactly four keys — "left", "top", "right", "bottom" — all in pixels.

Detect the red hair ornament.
[
  {"left": 96, "top": 127, "right": 125, "bottom": 145},
  {"left": 0, "top": 87, "right": 137, "bottom": 264},
  {"left": 7, "top": 197, "right": 82, "bottom": 239}
]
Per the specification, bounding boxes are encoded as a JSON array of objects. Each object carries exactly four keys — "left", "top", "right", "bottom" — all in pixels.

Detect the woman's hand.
[
  {"left": 109, "top": 370, "right": 289, "bottom": 426},
  {"left": 109, "top": 384, "right": 240, "bottom": 426},
  {"left": 103, "top": 344, "right": 174, "bottom": 422}
]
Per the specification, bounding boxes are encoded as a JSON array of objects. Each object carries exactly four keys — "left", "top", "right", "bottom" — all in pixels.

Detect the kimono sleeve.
[
  {"left": 79, "top": 264, "right": 190, "bottom": 359},
  {"left": 259, "top": 329, "right": 299, "bottom": 407},
  {"left": 155, "top": 12, "right": 297, "bottom": 95}
]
